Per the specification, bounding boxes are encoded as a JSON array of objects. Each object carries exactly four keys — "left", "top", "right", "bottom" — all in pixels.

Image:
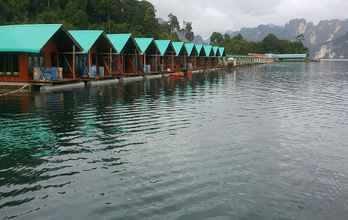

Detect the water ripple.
[{"left": 1, "top": 63, "right": 348, "bottom": 219}]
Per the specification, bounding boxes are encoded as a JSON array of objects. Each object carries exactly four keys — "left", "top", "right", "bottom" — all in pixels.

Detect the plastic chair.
[
  {"left": 42, "top": 68, "right": 51, "bottom": 81},
  {"left": 50, "top": 67, "right": 57, "bottom": 80}
]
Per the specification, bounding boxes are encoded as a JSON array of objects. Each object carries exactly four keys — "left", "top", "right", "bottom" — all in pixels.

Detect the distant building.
[{"left": 266, "top": 54, "right": 308, "bottom": 62}]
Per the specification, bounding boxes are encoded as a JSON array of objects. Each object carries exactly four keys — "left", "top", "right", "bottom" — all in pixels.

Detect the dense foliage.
[
  {"left": 211, "top": 32, "right": 308, "bottom": 55},
  {"left": 0, "top": 0, "right": 307, "bottom": 55},
  {"left": 0, "top": 0, "right": 184, "bottom": 39}
]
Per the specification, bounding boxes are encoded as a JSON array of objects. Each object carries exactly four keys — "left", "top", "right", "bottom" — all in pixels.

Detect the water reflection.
[{"left": 1, "top": 63, "right": 348, "bottom": 220}]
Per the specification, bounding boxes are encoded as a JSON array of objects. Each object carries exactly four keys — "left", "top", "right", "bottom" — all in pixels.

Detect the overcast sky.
[{"left": 147, "top": 0, "right": 348, "bottom": 38}]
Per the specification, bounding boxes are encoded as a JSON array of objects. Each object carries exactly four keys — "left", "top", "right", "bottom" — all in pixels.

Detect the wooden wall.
[{"left": 0, "top": 54, "right": 29, "bottom": 82}]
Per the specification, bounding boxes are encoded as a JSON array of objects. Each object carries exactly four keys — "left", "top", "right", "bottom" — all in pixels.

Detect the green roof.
[
  {"left": 213, "top": 46, "right": 220, "bottom": 56},
  {"left": 69, "top": 30, "right": 104, "bottom": 54},
  {"left": 107, "top": 33, "right": 132, "bottom": 54},
  {"left": 0, "top": 24, "right": 78, "bottom": 53},
  {"left": 184, "top": 43, "right": 195, "bottom": 56},
  {"left": 155, "top": 40, "right": 172, "bottom": 56},
  {"left": 172, "top": 42, "right": 185, "bottom": 56},
  {"left": 195, "top": 44, "right": 204, "bottom": 56},
  {"left": 203, "top": 45, "right": 213, "bottom": 57},
  {"left": 134, "top": 37, "right": 154, "bottom": 55},
  {"left": 219, "top": 47, "right": 225, "bottom": 57}
]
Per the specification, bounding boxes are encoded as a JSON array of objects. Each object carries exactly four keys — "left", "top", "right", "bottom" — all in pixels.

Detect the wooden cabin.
[
  {"left": 172, "top": 42, "right": 188, "bottom": 72},
  {"left": 219, "top": 47, "right": 226, "bottom": 57},
  {"left": 184, "top": 43, "right": 197, "bottom": 71},
  {"left": 212, "top": 46, "right": 221, "bottom": 67},
  {"left": 134, "top": 38, "right": 161, "bottom": 74},
  {"left": 195, "top": 44, "right": 206, "bottom": 70},
  {"left": 203, "top": 45, "right": 215, "bottom": 69},
  {"left": 155, "top": 40, "right": 176, "bottom": 73},
  {"left": 107, "top": 34, "right": 139, "bottom": 76},
  {"left": 218, "top": 47, "right": 226, "bottom": 66},
  {"left": 0, "top": 24, "right": 81, "bottom": 82},
  {"left": 69, "top": 30, "right": 116, "bottom": 79}
]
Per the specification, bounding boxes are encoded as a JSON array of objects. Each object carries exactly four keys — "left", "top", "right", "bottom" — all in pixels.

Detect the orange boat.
[
  {"left": 170, "top": 72, "right": 185, "bottom": 78},
  {"left": 170, "top": 70, "right": 192, "bottom": 78}
]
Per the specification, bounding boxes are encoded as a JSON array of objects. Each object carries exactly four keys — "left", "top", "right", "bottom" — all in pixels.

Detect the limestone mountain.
[{"left": 227, "top": 19, "right": 348, "bottom": 58}]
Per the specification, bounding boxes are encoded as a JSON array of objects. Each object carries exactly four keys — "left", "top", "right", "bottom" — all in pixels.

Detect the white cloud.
[{"left": 147, "top": 0, "right": 348, "bottom": 38}]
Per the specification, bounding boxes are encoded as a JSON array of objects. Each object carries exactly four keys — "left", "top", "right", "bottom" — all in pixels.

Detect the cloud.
[{"left": 147, "top": 0, "right": 348, "bottom": 38}]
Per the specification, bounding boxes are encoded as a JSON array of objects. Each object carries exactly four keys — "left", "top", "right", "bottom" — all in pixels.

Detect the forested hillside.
[
  {"left": 0, "top": 0, "right": 191, "bottom": 39},
  {"left": 210, "top": 32, "right": 308, "bottom": 55},
  {"left": 0, "top": 0, "right": 308, "bottom": 55}
]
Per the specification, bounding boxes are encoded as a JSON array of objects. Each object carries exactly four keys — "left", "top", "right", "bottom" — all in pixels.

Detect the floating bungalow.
[
  {"left": 172, "top": 42, "right": 188, "bottom": 72},
  {"left": 107, "top": 34, "right": 139, "bottom": 76},
  {"left": 184, "top": 43, "right": 197, "bottom": 71},
  {"left": 0, "top": 23, "right": 226, "bottom": 86},
  {"left": 218, "top": 47, "right": 226, "bottom": 66},
  {"left": 203, "top": 45, "right": 215, "bottom": 68},
  {"left": 0, "top": 24, "right": 81, "bottom": 82},
  {"left": 219, "top": 47, "right": 226, "bottom": 57},
  {"left": 134, "top": 38, "right": 161, "bottom": 74},
  {"left": 154, "top": 40, "right": 176, "bottom": 73},
  {"left": 195, "top": 44, "right": 206, "bottom": 70},
  {"left": 69, "top": 30, "right": 116, "bottom": 79},
  {"left": 212, "top": 46, "right": 221, "bottom": 67}
]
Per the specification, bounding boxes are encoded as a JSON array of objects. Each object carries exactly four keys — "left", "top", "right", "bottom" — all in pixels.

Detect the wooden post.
[
  {"left": 143, "top": 53, "right": 146, "bottom": 74},
  {"left": 88, "top": 52, "right": 91, "bottom": 76},
  {"left": 157, "top": 53, "right": 159, "bottom": 72},
  {"left": 95, "top": 53, "right": 98, "bottom": 76},
  {"left": 122, "top": 55, "right": 125, "bottom": 74},
  {"left": 135, "top": 49, "right": 138, "bottom": 74},
  {"left": 109, "top": 47, "right": 112, "bottom": 76},
  {"left": 72, "top": 45, "right": 76, "bottom": 79}
]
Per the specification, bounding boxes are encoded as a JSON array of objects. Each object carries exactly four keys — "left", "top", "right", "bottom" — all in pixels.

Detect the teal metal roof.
[
  {"left": 184, "top": 43, "right": 195, "bottom": 56},
  {"left": 203, "top": 45, "right": 213, "bottom": 57},
  {"left": 172, "top": 42, "right": 185, "bottom": 56},
  {"left": 219, "top": 47, "right": 225, "bottom": 57},
  {"left": 69, "top": 30, "right": 104, "bottom": 54},
  {"left": 195, "top": 44, "right": 204, "bottom": 55},
  {"left": 213, "top": 46, "right": 220, "bottom": 57},
  {"left": 107, "top": 33, "right": 132, "bottom": 54},
  {"left": 134, "top": 37, "right": 154, "bottom": 55},
  {"left": 0, "top": 24, "right": 75, "bottom": 53},
  {"left": 155, "top": 40, "right": 172, "bottom": 56}
]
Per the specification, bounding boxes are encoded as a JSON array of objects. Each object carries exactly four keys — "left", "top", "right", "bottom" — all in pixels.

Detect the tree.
[
  {"left": 0, "top": 1, "right": 9, "bottom": 22},
  {"left": 168, "top": 13, "right": 180, "bottom": 34},
  {"left": 296, "top": 34, "right": 305, "bottom": 43},
  {"left": 210, "top": 32, "right": 224, "bottom": 45},
  {"left": 222, "top": 32, "right": 307, "bottom": 55},
  {"left": 224, "top": 33, "right": 231, "bottom": 41},
  {"left": 233, "top": 34, "right": 244, "bottom": 41},
  {"left": 0, "top": 0, "right": 195, "bottom": 42},
  {"left": 262, "top": 33, "right": 280, "bottom": 53},
  {"left": 183, "top": 21, "right": 194, "bottom": 41}
]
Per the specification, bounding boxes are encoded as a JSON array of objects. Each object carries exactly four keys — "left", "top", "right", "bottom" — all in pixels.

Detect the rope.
[{"left": 0, "top": 84, "right": 29, "bottom": 97}]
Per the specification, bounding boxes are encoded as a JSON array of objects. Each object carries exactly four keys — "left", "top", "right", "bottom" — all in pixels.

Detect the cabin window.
[
  {"left": 76, "top": 55, "right": 88, "bottom": 76},
  {"left": 0, "top": 53, "right": 19, "bottom": 76},
  {"left": 28, "top": 54, "right": 44, "bottom": 73}
]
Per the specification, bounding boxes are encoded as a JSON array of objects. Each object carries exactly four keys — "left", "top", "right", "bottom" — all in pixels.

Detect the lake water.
[{"left": 1, "top": 62, "right": 348, "bottom": 220}]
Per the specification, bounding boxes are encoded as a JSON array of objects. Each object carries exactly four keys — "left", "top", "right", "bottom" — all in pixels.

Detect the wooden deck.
[{"left": 29, "top": 79, "right": 83, "bottom": 86}]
